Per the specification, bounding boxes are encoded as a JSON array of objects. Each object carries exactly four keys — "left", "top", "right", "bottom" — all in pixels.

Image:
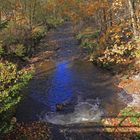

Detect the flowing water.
[{"left": 16, "top": 22, "right": 132, "bottom": 139}]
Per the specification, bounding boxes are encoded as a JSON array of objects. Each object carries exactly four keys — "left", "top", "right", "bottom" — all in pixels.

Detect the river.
[{"left": 16, "top": 22, "right": 130, "bottom": 140}]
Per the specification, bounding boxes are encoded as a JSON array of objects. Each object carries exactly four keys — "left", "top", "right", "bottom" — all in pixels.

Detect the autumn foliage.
[{"left": 0, "top": 0, "right": 140, "bottom": 137}]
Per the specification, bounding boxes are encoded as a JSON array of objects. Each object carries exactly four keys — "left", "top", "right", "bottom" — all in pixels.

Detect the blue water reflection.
[{"left": 47, "top": 61, "right": 73, "bottom": 111}]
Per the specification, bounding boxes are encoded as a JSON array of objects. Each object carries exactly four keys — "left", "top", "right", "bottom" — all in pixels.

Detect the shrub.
[
  {"left": 76, "top": 31, "right": 100, "bottom": 41},
  {"left": 134, "top": 36, "right": 140, "bottom": 58},
  {"left": 0, "top": 42, "right": 4, "bottom": 57},
  {"left": 14, "top": 44, "right": 26, "bottom": 57},
  {"left": 96, "top": 42, "right": 136, "bottom": 67},
  {"left": 77, "top": 31, "right": 99, "bottom": 49},
  {"left": 0, "top": 22, "right": 46, "bottom": 59},
  {"left": 94, "top": 25, "right": 137, "bottom": 69},
  {"left": 1, "top": 21, "right": 30, "bottom": 45},
  {"left": 31, "top": 26, "right": 46, "bottom": 46},
  {"left": 77, "top": 30, "right": 99, "bottom": 60},
  {"left": 0, "top": 21, "right": 30, "bottom": 58},
  {"left": 120, "top": 107, "right": 140, "bottom": 125},
  {"left": 47, "top": 16, "right": 64, "bottom": 27},
  {"left": 0, "top": 21, "right": 8, "bottom": 30},
  {"left": 0, "top": 61, "right": 33, "bottom": 134}
]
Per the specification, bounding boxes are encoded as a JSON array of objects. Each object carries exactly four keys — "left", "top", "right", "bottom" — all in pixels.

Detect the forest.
[{"left": 0, "top": 0, "right": 140, "bottom": 139}]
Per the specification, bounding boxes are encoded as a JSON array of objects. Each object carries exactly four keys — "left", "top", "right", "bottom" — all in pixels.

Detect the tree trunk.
[
  {"left": 0, "top": 10, "right": 1, "bottom": 23},
  {"left": 128, "top": 0, "right": 137, "bottom": 35}
]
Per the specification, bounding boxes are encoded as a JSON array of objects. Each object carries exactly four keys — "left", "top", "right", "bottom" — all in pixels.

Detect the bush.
[
  {"left": 0, "top": 21, "right": 8, "bottom": 30},
  {"left": 77, "top": 30, "right": 99, "bottom": 60},
  {"left": 96, "top": 42, "right": 136, "bottom": 67},
  {"left": 47, "top": 16, "right": 64, "bottom": 27},
  {"left": 120, "top": 107, "right": 140, "bottom": 125},
  {"left": 14, "top": 44, "right": 26, "bottom": 57},
  {"left": 31, "top": 26, "right": 46, "bottom": 46},
  {"left": 135, "top": 36, "right": 140, "bottom": 58},
  {"left": 0, "top": 61, "right": 33, "bottom": 134},
  {"left": 76, "top": 31, "right": 99, "bottom": 54},
  {"left": 0, "top": 42, "right": 4, "bottom": 57},
  {"left": 1, "top": 21, "right": 30, "bottom": 44},
  {"left": 0, "top": 22, "right": 47, "bottom": 59},
  {"left": 0, "top": 21, "right": 30, "bottom": 58},
  {"left": 76, "top": 31, "right": 100, "bottom": 41},
  {"left": 94, "top": 25, "right": 137, "bottom": 69}
]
